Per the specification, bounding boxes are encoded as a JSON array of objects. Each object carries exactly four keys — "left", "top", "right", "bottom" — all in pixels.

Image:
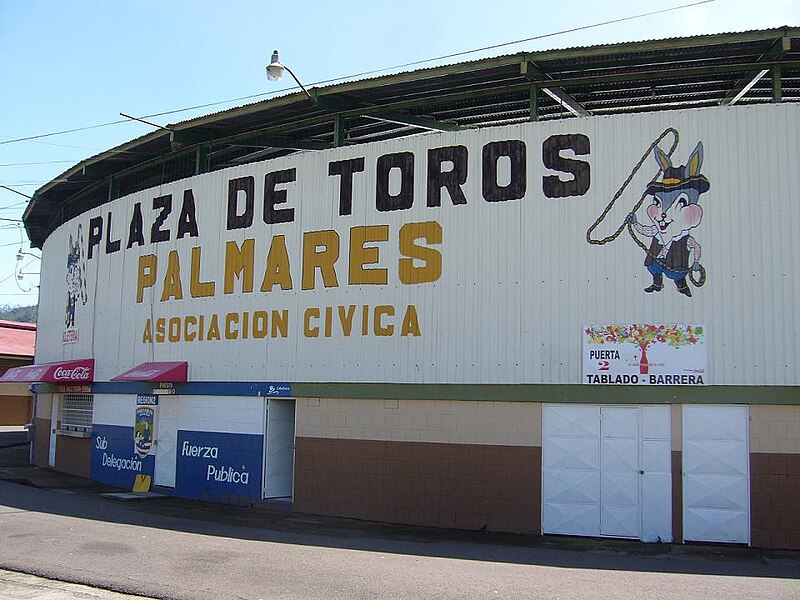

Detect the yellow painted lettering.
[
  {"left": 399, "top": 221, "right": 442, "bottom": 284},
  {"left": 349, "top": 225, "right": 388, "bottom": 285},
  {"left": 142, "top": 318, "right": 152, "bottom": 343},
  {"left": 155, "top": 318, "right": 166, "bottom": 343},
  {"left": 361, "top": 305, "right": 369, "bottom": 336},
  {"left": 304, "top": 307, "right": 320, "bottom": 337},
  {"left": 400, "top": 304, "right": 421, "bottom": 336},
  {"left": 190, "top": 246, "right": 215, "bottom": 298},
  {"left": 225, "top": 312, "right": 239, "bottom": 339},
  {"left": 185, "top": 316, "right": 197, "bottom": 341},
  {"left": 161, "top": 251, "right": 184, "bottom": 301},
  {"left": 261, "top": 235, "right": 293, "bottom": 291},
  {"left": 374, "top": 305, "right": 394, "bottom": 336},
  {"left": 338, "top": 305, "right": 355, "bottom": 336},
  {"left": 271, "top": 310, "right": 288, "bottom": 338},
  {"left": 302, "top": 230, "right": 339, "bottom": 290},
  {"left": 253, "top": 311, "right": 268, "bottom": 339},
  {"left": 137, "top": 254, "right": 157, "bottom": 303},
  {"left": 207, "top": 314, "right": 221, "bottom": 340},
  {"left": 168, "top": 317, "right": 181, "bottom": 342},
  {"left": 224, "top": 239, "right": 255, "bottom": 294}
]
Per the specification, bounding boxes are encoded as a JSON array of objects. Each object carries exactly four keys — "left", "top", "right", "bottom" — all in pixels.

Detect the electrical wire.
[
  {"left": 0, "top": 160, "right": 77, "bottom": 167},
  {"left": 0, "top": 0, "right": 715, "bottom": 147}
]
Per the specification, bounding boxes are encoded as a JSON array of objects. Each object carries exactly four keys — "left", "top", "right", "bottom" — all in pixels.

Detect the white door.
[
  {"left": 639, "top": 406, "right": 674, "bottom": 543},
  {"left": 600, "top": 407, "right": 639, "bottom": 538},
  {"left": 48, "top": 395, "right": 58, "bottom": 468},
  {"left": 683, "top": 405, "right": 750, "bottom": 544},
  {"left": 154, "top": 396, "right": 179, "bottom": 488},
  {"left": 542, "top": 405, "right": 671, "bottom": 542},
  {"left": 542, "top": 405, "right": 601, "bottom": 536},
  {"left": 263, "top": 399, "right": 296, "bottom": 499}
]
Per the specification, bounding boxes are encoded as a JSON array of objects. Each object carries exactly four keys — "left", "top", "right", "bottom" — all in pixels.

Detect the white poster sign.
[{"left": 583, "top": 324, "right": 706, "bottom": 385}]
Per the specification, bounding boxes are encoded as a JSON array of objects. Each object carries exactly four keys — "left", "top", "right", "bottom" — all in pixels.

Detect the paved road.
[{"left": 0, "top": 444, "right": 798, "bottom": 600}]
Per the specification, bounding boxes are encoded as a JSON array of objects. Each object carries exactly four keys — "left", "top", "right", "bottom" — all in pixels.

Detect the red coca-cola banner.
[
  {"left": 0, "top": 359, "right": 95, "bottom": 384},
  {"left": 111, "top": 361, "right": 187, "bottom": 383}
]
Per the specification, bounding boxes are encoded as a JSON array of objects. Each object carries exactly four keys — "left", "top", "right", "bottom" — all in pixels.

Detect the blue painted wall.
[
  {"left": 90, "top": 424, "right": 155, "bottom": 489},
  {"left": 175, "top": 430, "right": 263, "bottom": 505}
]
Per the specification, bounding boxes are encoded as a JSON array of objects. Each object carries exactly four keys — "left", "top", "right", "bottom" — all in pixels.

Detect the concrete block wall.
[
  {"left": 749, "top": 405, "right": 800, "bottom": 549},
  {"left": 294, "top": 398, "right": 542, "bottom": 533}
]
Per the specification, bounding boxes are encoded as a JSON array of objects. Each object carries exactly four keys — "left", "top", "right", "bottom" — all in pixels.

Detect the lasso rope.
[{"left": 586, "top": 127, "right": 705, "bottom": 287}]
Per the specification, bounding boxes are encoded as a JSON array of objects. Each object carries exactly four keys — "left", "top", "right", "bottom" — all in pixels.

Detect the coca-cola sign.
[
  {"left": 0, "top": 359, "right": 95, "bottom": 384},
  {"left": 53, "top": 365, "right": 92, "bottom": 381}
]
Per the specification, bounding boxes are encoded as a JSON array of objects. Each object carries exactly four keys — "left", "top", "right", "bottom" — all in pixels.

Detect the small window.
[{"left": 59, "top": 393, "right": 94, "bottom": 433}]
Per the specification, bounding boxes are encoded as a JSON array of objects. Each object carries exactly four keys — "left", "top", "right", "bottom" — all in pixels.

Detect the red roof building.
[{"left": 0, "top": 320, "right": 36, "bottom": 425}]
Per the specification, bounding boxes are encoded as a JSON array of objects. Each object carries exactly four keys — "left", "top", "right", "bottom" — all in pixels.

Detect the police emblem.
[{"left": 134, "top": 407, "right": 155, "bottom": 458}]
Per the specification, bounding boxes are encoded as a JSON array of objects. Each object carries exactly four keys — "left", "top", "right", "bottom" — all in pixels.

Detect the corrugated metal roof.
[
  {"left": 0, "top": 321, "right": 36, "bottom": 359},
  {"left": 24, "top": 26, "right": 800, "bottom": 249}
]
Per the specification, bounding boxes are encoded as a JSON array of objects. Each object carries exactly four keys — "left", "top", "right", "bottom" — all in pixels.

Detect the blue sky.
[{"left": 0, "top": 0, "right": 797, "bottom": 307}]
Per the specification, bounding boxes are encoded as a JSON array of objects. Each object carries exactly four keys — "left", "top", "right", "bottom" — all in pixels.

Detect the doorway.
[
  {"left": 262, "top": 398, "right": 296, "bottom": 500},
  {"left": 154, "top": 396, "right": 179, "bottom": 488},
  {"left": 542, "top": 404, "right": 672, "bottom": 542},
  {"left": 682, "top": 405, "right": 749, "bottom": 544}
]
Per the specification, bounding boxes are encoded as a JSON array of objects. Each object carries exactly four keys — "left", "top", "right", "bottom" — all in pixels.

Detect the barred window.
[{"left": 60, "top": 393, "right": 93, "bottom": 432}]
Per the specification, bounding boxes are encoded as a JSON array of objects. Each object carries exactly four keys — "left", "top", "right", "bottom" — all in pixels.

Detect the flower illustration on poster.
[{"left": 583, "top": 324, "right": 706, "bottom": 385}]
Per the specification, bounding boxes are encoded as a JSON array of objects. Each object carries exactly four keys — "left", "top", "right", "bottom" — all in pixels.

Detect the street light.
[{"left": 266, "top": 50, "right": 312, "bottom": 99}]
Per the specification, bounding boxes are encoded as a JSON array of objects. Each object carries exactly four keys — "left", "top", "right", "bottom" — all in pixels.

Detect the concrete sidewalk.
[
  {"left": 0, "top": 569, "right": 152, "bottom": 600},
  {"left": 0, "top": 427, "right": 27, "bottom": 449}
]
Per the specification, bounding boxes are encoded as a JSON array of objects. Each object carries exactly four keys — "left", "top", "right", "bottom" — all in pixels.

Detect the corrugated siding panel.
[{"left": 36, "top": 104, "right": 800, "bottom": 386}]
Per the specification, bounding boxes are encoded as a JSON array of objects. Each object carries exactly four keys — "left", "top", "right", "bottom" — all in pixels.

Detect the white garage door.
[
  {"left": 542, "top": 405, "right": 672, "bottom": 542},
  {"left": 683, "top": 405, "right": 750, "bottom": 544}
]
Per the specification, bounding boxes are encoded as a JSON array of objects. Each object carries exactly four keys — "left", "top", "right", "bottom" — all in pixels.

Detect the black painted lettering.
[
  {"left": 328, "top": 158, "right": 365, "bottom": 216},
  {"left": 542, "top": 134, "right": 591, "bottom": 198},
  {"left": 127, "top": 202, "right": 144, "bottom": 249},
  {"left": 176, "top": 189, "right": 199, "bottom": 238},
  {"left": 427, "top": 146, "right": 468, "bottom": 207},
  {"left": 104, "top": 211, "right": 120, "bottom": 254},
  {"left": 482, "top": 140, "right": 526, "bottom": 202},
  {"left": 88, "top": 215, "right": 103, "bottom": 260},
  {"left": 150, "top": 195, "right": 172, "bottom": 243},
  {"left": 227, "top": 176, "right": 254, "bottom": 230},
  {"left": 264, "top": 168, "right": 296, "bottom": 225},
  {"left": 376, "top": 152, "right": 414, "bottom": 212}
]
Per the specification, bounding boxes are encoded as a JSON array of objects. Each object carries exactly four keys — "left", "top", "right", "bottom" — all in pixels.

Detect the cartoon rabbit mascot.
[
  {"left": 626, "top": 142, "right": 709, "bottom": 297},
  {"left": 65, "top": 226, "right": 87, "bottom": 328}
]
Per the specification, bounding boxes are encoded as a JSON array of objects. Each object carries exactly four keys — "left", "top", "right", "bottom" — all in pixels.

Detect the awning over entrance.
[
  {"left": 111, "top": 361, "right": 188, "bottom": 383},
  {"left": 0, "top": 358, "right": 94, "bottom": 384}
]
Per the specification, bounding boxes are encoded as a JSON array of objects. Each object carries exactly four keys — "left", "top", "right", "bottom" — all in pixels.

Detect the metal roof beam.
[
  {"left": 521, "top": 61, "right": 590, "bottom": 117},
  {"left": 720, "top": 35, "right": 792, "bottom": 106},
  {"left": 222, "top": 137, "right": 332, "bottom": 152},
  {"left": 313, "top": 91, "right": 462, "bottom": 131},
  {"left": 365, "top": 111, "right": 462, "bottom": 132}
]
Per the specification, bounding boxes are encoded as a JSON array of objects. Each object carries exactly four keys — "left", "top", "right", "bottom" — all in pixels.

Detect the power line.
[
  {"left": 0, "top": 160, "right": 77, "bottom": 167},
  {"left": 0, "top": 0, "right": 715, "bottom": 148},
  {"left": 340, "top": 0, "right": 716, "bottom": 75}
]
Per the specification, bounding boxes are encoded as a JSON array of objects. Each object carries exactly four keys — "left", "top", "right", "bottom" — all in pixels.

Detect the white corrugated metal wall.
[{"left": 36, "top": 103, "right": 800, "bottom": 385}]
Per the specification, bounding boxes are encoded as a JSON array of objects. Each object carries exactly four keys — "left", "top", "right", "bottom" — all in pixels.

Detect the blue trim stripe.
[{"left": 91, "top": 381, "right": 291, "bottom": 397}]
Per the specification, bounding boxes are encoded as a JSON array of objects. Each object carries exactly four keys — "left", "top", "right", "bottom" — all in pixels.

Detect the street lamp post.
[{"left": 266, "top": 50, "right": 312, "bottom": 100}]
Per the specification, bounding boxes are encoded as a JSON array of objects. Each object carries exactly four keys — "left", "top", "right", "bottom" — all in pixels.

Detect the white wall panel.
[
  {"left": 35, "top": 104, "right": 800, "bottom": 385},
  {"left": 177, "top": 396, "right": 264, "bottom": 435},
  {"left": 91, "top": 394, "right": 135, "bottom": 426}
]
